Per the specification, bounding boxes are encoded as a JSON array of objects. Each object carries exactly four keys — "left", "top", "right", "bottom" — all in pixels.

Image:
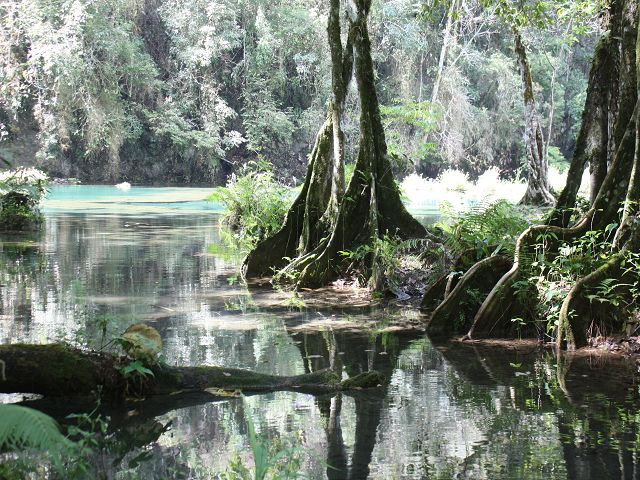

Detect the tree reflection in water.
[{"left": 3, "top": 208, "right": 640, "bottom": 479}]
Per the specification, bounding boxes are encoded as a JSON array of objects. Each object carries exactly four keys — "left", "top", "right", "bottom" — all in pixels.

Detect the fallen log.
[{"left": 0, "top": 344, "right": 384, "bottom": 399}]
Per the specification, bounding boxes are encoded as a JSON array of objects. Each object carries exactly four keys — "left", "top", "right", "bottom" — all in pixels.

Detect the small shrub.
[
  {"left": 0, "top": 167, "right": 49, "bottom": 232},
  {"left": 210, "top": 161, "right": 293, "bottom": 251},
  {"left": 437, "top": 200, "right": 536, "bottom": 259}
]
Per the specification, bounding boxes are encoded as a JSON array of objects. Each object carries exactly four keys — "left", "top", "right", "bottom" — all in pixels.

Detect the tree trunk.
[
  {"left": 245, "top": 0, "right": 425, "bottom": 289},
  {"left": 431, "top": 0, "right": 459, "bottom": 103},
  {"left": 293, "top": 0, "right": 426, "bottom": 289},
  {"left": 243, "top": 0, "right": 354, "bottom": 278},
  {"left": 0, "top": 344, "right": 384, "bottom": 398},
  {"left": 424, "top": 0, "right": 640, "bottom": 349},
  {"left": 549, "top": 34, "right": 613, "bottom": 227},
  {"left": 514, "top": 29, "right": 555, "bottom": 206}
]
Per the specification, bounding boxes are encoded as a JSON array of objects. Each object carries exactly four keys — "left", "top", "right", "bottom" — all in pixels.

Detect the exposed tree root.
[
  {"left": 420, "top": 0, "right": 639, "bottom": 350},
  {"left": 464, "top": 102, "right": 639, "bottom": 341},
  {"left": 426, "top": 255, "right": 512, "bottom": 337},
  {"left": 420, "top": 274, "right": 449, "bottom": 313},
  {"left": 556, "top": 253, "right": 628, "bottom": 350}
]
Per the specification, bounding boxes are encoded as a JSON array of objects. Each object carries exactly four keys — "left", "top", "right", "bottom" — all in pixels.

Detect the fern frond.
[{"left": 0, "top": 404, "right": 72, "bottom": 451}]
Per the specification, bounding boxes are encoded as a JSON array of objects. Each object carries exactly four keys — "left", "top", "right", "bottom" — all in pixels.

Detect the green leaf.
[
  {"left": 119, "top": 360, "right": 155, "bottom": 378},
  {"left": 0, "top": 404, "right": 74, "bottom": 451}
]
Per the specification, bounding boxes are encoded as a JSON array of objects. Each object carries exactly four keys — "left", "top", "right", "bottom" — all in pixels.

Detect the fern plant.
[
  {"left": 0, "top": 404, "right": 73, "bottom": 451},
  {"left": 209, "top": 160, "right": 294, "bottom": 251},
  {"left": 437, "top": 200, "right": 537, "bottom": 258}
]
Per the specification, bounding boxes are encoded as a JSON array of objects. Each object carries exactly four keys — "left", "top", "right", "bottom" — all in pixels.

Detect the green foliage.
[
  {"left": 516, "top": 225, "right": 640, "bottom": 337},
  {"left": 340, "top": 234, "right": 428, "bottom": 293},
  {"left": 119, "top": 360, "right": 155, "bottom": 379},
  {"left": 210, "top": 161, "right": 293, "bottom": 251},
  {"left": 0, "top": 404, "right": 73, "bottom": 452},
  {"left": 546, "top": 146, "right": 568, "bottom": 172},
  {"left": 0, "top": 0, "right": 597, "bottom": 185},
  {"left": 437, "top": 200, "right": 536, "bottom": 258},
  {"left": 0, "top": 167, "right": 49, "bottom": 231},
  {"left": 0, "top": 168, "right": 49, "bottom": 203},
  {"left": 381, "top": 100, "right": 440, "bottom": 173}
]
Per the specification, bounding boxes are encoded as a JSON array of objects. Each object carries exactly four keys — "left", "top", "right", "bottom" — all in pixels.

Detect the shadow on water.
[{"left": 2, "top": 194, "right": 640, "bottom": 478}]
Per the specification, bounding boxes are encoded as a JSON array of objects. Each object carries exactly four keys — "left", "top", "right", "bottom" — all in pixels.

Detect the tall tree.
[
  {"left": 514, "top": 28, "right": 555, "bottom": 205},
  {"left": 244, "top": 0, "right": 425, "bottom": 289},
  {"left": 424, "top": 0, "right": 639, "bottom": 350}
]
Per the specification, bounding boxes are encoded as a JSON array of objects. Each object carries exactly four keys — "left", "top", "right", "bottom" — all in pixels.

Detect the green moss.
[
  {"left": 341, "top": 371, "right": 385, "bottom": 389},
  {"left": 0, "top": 343, "right": 98, "bottom": 396}
]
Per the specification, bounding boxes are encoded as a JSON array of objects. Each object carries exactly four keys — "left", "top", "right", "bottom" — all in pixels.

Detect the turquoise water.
[
  {"left": 43, "top": 185, "right": 222, "bottom": 214},
  {"left": 2, "top": 186, "right": 640, "bottom": 479}
]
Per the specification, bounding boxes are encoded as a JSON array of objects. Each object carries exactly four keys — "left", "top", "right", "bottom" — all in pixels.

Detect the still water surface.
[{"left": 1, "top": 185, "right": 640, "bottom": 479}]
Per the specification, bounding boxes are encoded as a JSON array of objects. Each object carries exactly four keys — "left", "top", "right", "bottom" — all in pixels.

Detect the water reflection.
[{"left": 2, "top": 202, "right": 640, "bottom": 479}]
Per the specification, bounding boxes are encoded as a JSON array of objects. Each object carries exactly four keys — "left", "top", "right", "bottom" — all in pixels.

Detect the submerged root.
[{"left": 426, "top": 255, "right": 512, "bottom": 337}]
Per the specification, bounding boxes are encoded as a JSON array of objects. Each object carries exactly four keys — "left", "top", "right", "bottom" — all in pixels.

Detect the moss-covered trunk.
[
  {"left": 514, "top": 29, "right": 555, "bottom": 207},
  {"left": 243, "top": 0, "right": 354, "bottom": 279},
  {"left": 0, "top": 344, "right": 384, "bottom": 398},
  {"left": 245, "top": 0, "right": 425, "bottom": 289},
  {"left": 549, "top": 33, "right": 613, "bottom": 227}
]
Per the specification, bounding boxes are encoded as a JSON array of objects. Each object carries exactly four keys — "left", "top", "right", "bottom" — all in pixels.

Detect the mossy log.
[{"left": 0, "top": 344, "right": 384, "bottom": 398}]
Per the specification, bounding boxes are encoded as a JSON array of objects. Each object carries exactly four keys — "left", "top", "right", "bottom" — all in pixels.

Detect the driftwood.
[{"left": 0, "top": 344, "right": 384, "bottom": 399}]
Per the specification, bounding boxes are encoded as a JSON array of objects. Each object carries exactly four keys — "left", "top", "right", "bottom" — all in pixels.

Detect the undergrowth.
[
  {"left": 0, "top": 167, "right": 49, "bottom": 232},
  {"left": 209, "top": 160, "right": 294, "bottom": 251},
  {"left": 514, "top": 224, "right": 640, "bottom": 340},
  {"left": 436, "top": 200, "right": 539, "bottom": 259}
]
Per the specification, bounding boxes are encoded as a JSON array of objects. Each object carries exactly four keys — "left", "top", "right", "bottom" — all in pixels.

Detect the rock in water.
[{"left": 121, "top": 324, "right": 162, "bottom": 362}]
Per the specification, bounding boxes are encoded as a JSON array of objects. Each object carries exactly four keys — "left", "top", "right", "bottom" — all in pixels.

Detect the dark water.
[{"left": 2, "top": 186, "right": 640, "bottom": 479}]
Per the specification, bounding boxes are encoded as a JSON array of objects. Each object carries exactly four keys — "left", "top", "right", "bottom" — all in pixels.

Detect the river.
[{"left": 1, "top": 185, "right": 639, "bottom": 479}]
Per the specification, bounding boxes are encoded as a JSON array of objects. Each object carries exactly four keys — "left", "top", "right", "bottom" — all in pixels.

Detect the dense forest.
[{"left": 0, "top": 0, "right": 597, "bottom": 184}]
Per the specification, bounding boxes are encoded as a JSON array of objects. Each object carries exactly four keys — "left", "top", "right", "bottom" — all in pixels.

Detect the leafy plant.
[
  {"left": 437, "top": 200, "right": 536, "bottom": 258},
  {"left": 119, "top": 360, "right": 155, "bottom": 379},
  {"left": 0, "top": 404, "right": 73, "bottom": 452},
  {"left": 522, "top": 224, "right": 640, "bottom": 339},
  {"left": 0, "top": 168, "right": 49, "bottom": 231},
  {"left": 339, "top": 234, "right": 429, "bottom": 293},
  {"left": 210, "top": 160, "right": 294, "bottom": 251}
]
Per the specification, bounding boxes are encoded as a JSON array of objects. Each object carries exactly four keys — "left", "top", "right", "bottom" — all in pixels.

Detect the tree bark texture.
[{"left": 515, "top": 29, "right": 555, "bottom": 206}]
